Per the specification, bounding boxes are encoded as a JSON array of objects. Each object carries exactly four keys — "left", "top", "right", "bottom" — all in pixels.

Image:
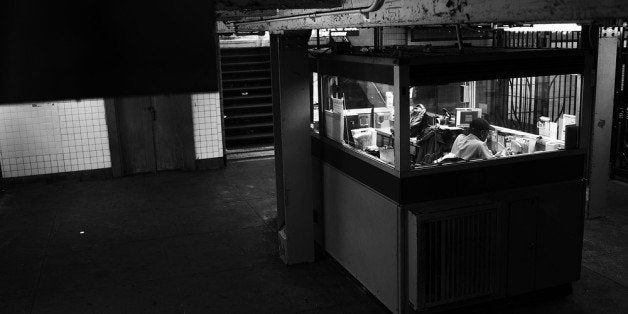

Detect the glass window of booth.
[
  {"left": 312, "top": 72, "right": 320, "bottom": 133},
  {"left": 320, "top": 75, "right": 396, "bottom": 167},
  {"left": 408, "top": 74, "right": 582, "bottom": 167}
]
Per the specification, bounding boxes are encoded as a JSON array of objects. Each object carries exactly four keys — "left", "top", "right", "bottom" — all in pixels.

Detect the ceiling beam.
[
  {"left": 216, "top": 0, "right": 342, "bottom": 11},
  {"left": 233, "top": 0, "right": 628, "bottom": 32}
]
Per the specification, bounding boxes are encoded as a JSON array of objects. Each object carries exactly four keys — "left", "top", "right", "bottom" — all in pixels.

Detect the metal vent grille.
[{"left": 420, "top": 208, "right": 499, "bottom": 308}]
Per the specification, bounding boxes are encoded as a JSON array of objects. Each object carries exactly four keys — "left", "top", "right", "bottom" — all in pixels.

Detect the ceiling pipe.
[
  {"left": 455, "top": 24, "right": 464, "bottom": 53},
  {"left": 234, "top": 0, "right": 385, "bottom": 28}
]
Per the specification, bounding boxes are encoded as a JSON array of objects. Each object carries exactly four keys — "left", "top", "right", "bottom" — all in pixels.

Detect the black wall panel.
[{"left": 0, "top": 0, "right": 218, "bottom": 104}]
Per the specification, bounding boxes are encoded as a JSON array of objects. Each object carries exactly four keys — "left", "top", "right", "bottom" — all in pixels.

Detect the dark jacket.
[{"left": 415, "top": 128, "right": 446, "bottom": 164}]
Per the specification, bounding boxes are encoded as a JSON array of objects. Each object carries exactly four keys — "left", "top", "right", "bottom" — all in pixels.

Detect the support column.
[
  {"left": 271, "top": 30, "right": 315, "bottom": 265},
  {"left": 589, "top": 27, "right": 621, "bottom": 218}
]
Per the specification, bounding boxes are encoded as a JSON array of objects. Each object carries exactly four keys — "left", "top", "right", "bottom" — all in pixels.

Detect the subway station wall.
[
  {"left": 0, "top": 93, "right": 223, "bottom": 178},
  {"left": 192, "top": 93, "right": 224, "bottom": 160},
  {"left": 0, "top": 99, "right": 111, "bottom": 178}
]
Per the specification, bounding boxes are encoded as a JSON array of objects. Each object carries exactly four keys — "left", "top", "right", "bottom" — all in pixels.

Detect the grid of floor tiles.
[
  {"left": 0, "top": 99, "right": 111, "bottom": 178},
  {"left": 191, "top": 93, "right": 224, "bottom": 159}
]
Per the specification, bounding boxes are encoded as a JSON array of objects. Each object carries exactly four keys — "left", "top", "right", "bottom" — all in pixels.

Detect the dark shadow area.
[
  {"left": 0, "top": 159, "right": 626, "bottom": 313},
  {"left": 0, "top": 159, "right": 387, "bottom": 313}
]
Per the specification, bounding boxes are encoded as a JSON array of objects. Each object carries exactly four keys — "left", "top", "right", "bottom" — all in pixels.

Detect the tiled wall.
[
  {"left": 191, "top": 93, "right": 224, "bottom": 159},
  {"left": 0, "top": 94, "right": 224, "bottom": 179},
  {"left": 219, "top": 32, "right": 270, "bottom": 48},
  {"left": 347, "top": 28, "right": 375, "bottom": 47},
  {"left": 344, "top": 27, "right": 406, "bottom": 48},
  {"left": 382, "top": 27, "right": 407, "bottom": 46},
  {"left": 0, "top": 99, "right": 111, "bottom": 178}
]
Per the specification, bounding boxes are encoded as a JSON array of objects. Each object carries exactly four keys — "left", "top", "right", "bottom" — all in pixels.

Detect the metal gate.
[
  {"left": 490, "top": 30, "right": 582, "bottom": 133},
  {"left": 501, "top": 30, "right": 581, "bottom": 49},
  {"left": 509, "top": 75, "right": 580, "bottom": 132},
  {"left": 611, "top": 29, "right": 628, "bottom": 180}
]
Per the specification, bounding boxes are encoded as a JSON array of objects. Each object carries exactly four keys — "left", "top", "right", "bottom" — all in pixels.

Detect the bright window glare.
[
  {"left": 503, "top": 24, "right": 582, "bottom": 32},
  {"left": 311, "top": 28, "right": 359, "bottom": 37}
]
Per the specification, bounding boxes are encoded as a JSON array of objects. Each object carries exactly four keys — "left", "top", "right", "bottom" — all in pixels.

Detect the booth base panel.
[
  {"left": 318, "top": 157, "right": 584, "bottom": 313},
  {"left": 322, "top": 163, "right": 400, "bottom": 313},
  {"left": 407, "top": 180, "right": 585, "bottom": 312}
]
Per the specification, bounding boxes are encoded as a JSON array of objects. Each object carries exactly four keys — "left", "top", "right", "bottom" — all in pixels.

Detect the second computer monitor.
[{"left": 455, "top": 108, "right": 482, "bottom": 128}]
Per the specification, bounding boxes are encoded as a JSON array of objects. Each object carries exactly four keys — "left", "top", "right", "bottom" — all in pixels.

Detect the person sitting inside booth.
[
  {"left": 436, "top": 118, "right": 503, "bottom": 163},
  {"left": 451, "top": 118, "right": 494, "bottom": 160}
]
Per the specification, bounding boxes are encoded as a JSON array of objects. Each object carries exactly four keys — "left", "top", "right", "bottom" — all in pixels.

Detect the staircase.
[{"left": 220, "top": 47, "right": 275, "bottom": 154}]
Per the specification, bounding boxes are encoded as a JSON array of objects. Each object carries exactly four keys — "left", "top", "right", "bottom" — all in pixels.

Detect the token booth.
[{"left": 309, "top": 48, "right": 593, "bottom": 313}]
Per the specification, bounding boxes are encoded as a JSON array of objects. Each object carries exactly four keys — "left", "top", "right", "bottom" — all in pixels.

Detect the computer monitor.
[{"left": 455, "top": 108, "right": 482, "bottom": 128}]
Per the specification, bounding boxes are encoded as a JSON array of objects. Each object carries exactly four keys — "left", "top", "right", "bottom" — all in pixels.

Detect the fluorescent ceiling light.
[{"left": 503, "top": 24, "right": 582, "bottom": 32}]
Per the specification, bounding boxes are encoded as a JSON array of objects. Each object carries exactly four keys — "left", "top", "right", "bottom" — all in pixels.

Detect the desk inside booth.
[
  {"left": 320, "top": 106, "right": 573, "bottom": 168},
  {"left": 309, "top": 48, "right": 592, "bottom": 313}
]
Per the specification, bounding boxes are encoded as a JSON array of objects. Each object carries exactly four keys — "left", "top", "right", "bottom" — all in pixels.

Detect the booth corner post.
[
  {"left": 271, "top": 30, "right": 316, "bottom": 265},
  {"left": 589, "top": 26, "right": 622, "bottom": 218},
  {"left": 394, "top": 64, "right": 411, "bottom": 172}
]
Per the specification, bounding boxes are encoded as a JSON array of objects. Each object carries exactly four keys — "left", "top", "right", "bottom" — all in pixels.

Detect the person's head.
[
  {"left": 469, "top": 118, "right": 493, "bottom": 141},
  {"left": 411, "top": 103, "right": 426, "bottom": 115},
  {"left": 410, "top": 104, "right": 426, "bottom": 125}
]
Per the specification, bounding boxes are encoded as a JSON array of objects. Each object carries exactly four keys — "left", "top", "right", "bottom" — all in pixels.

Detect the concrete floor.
[{"left": 0, "top": 158, "right": 627, "bottom": 313}]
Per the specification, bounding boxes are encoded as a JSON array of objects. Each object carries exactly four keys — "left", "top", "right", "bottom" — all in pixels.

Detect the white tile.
[
  {"left": 192, "top": 93, "right": 224, "bottom": 160},
  {"left": 0, "top": 99, "right": 111, "bottom": 178}
]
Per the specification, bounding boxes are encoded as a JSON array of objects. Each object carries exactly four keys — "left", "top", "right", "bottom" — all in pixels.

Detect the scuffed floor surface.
[{"left": 0, "top": 158, "right": 627, "bottom": 313}]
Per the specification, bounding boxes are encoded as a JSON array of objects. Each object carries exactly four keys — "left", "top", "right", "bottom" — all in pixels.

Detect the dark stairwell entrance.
[{"left": 220, "top": 47, "right": 275, "bottom": 160}]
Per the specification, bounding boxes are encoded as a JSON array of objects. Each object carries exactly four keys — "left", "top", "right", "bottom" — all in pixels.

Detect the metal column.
[
  {"left": 271, "top": 30, "right": 315, "bottom": 264},
  {"left": 589, "top": 27, "right": 622, "bottom": 218}
]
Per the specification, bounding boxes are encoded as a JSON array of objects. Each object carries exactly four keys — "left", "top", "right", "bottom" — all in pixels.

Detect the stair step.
[
  {"left": 222, "top": 52, "right": 270, "bottom": 58},
  {"left": 221, "top": 60, "right": 270, "bottom": 66},
  {"left": 225, "top": 122, "right": 274, "bottom": 130},
  {"left": 223, "top": 103, "right": 273, "bottom": 110},
  {"left": 226, "top": 149, "right": 275, "bottom": 161},
  {"left": 223, "top": 94, "right": 272, "bottom": 101},
  {"left": 220, "top": 48, "right": 274, "bottom": 150},
  {"left": 222, "top": 69, "right": 270, "bottom": 75},
  {"left": 223, "top": 77, "right": 271, "bottom": 83},
  {"left": 226, "top": 145, "right": 275, "bottom": 154},
  {"left": 223, "top": 85, "right": 271, "bottom": 92},
  {"left": 226, "top": 132, "right": 275, "bottom": 140},
  {"left": 225, "top": 112, "right": 273, "bottom": 119}
]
